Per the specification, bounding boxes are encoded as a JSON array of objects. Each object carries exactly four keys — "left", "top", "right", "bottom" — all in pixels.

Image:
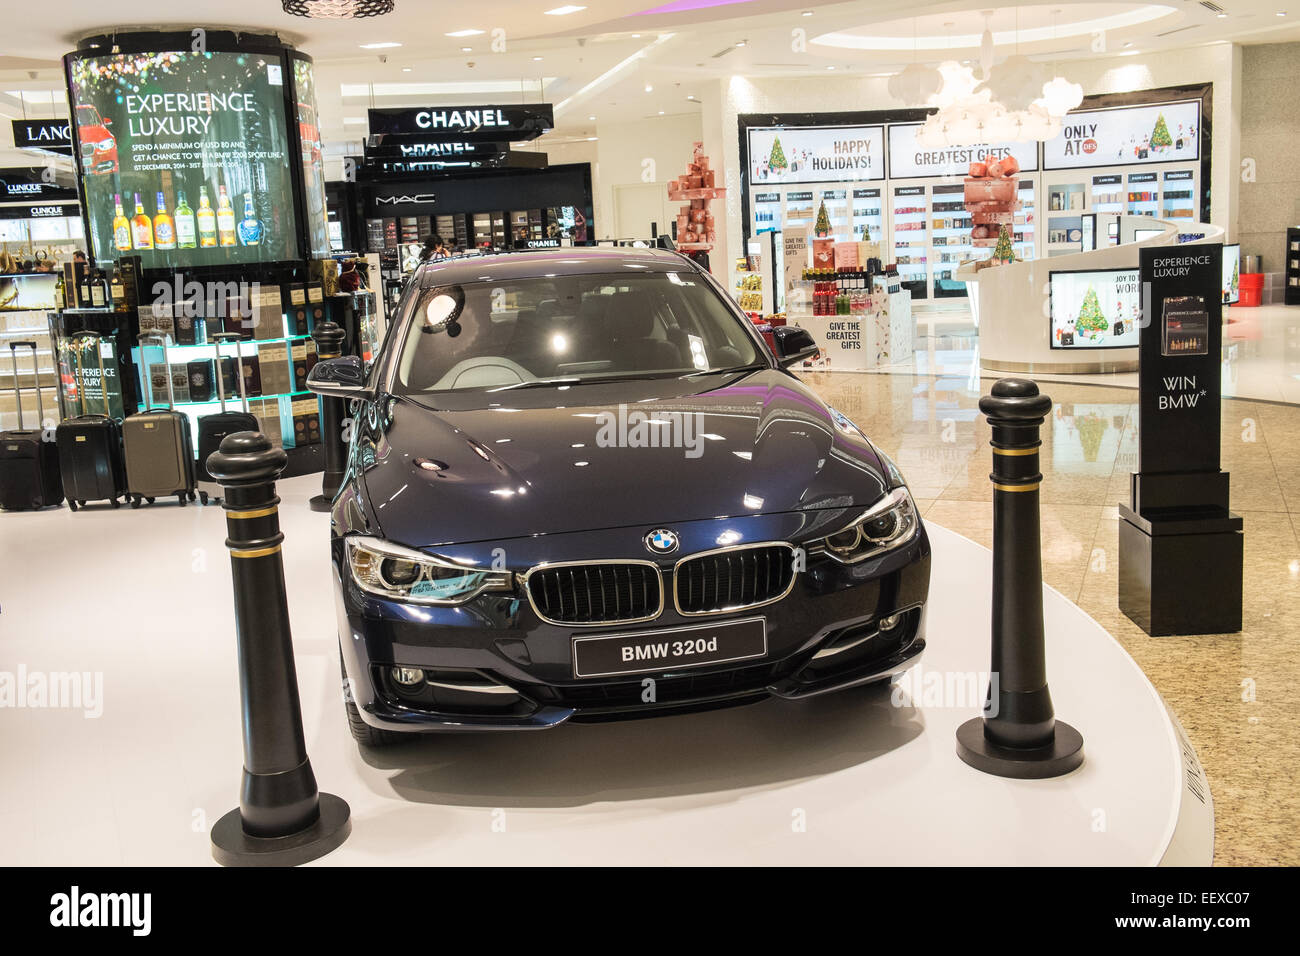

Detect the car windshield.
[{"left": 393, "top": 270, "right": 763, "bottom": 394}]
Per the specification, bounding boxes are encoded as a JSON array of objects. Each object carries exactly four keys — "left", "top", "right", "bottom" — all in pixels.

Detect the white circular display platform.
[{"left": 0, "top": 476, "right": 1212, "bottom": 865}]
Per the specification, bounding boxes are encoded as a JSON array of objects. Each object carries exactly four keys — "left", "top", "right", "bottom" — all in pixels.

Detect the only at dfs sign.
[{"left": 1044, "top": 100, "right": 1200, "bottom": 169}]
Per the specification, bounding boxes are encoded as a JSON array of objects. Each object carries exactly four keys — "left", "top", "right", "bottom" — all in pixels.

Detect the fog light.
[
  {"left": 879, "top": 614, "right": 901, "bottom": 631},
  {"left": 390, "top": 666, "right": 424, "bottom": 686}
]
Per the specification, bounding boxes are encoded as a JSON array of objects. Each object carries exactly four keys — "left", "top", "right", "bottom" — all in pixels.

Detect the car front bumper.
[{"left": 334, "top": 514, "right": 931, "bottom": 732}]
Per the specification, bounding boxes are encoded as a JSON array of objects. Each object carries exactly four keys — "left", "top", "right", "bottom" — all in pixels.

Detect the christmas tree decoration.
[
  {"left": 1075, "top": 285, "right": 1109, "bottom": 337},
  {"left": 992, "top": 225, "right": 1015, "bottom": 263},
  {"left": 667, "top": 141, "right": 726, "bottom": 253},
  {"left": 814, "top": 200, "right": 831, "bottom": 238},
  {"left": 768, "top": 136, "right": 788, "bottom": 172},
  {"left": 1150, "top": 113, "right": 1173, "bottom": 150}
]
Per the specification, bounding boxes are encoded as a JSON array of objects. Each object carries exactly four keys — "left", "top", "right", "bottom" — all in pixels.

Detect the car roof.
[{"left": 415, "top": 247, "right": 697, "bottom": 288}]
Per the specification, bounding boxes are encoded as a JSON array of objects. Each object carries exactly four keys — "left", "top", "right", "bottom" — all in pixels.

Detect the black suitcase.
[
  {"left": 0, "top": 341, "right": 63, "bottom": 510},
  {"left": 124, "top": 334, "right": 196, "bottom": 508},
  {"left": 196, "top": 333, "right": 258, "bottom": 505},
  {"left": 56, "top": 331, "right": 126, "bottom": 511}
]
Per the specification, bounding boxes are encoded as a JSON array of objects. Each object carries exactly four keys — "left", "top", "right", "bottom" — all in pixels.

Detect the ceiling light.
[
  {"left": 588, "top": 114, "right": 596, "bottom": 120},
  {"left": 359, "top": 41, "right": 401, "bottom": 49},
  {"left": 544, "top": 4, "right": 587, "bottom": 13},
  {"left": 826, "top": 65, "right": 836, "bottom": 70},
  {"left": 1217, "top": 11, "right": 1227, "bottom": 16},
  {"left": 445, "top": 28, "right": 485, "bottom": 37},
  {"left": 802, "top": 9, "right": 813, "bottom": 15},
  {"left": 282, "top": 0, "right": 394, "bottom": 18},
  {"left": 401, "top": 67, "right": 412, "bottom": 71},
  {"left": 586, "top": 136, "right": 597, "bottom": 141},
  {"left": 645, "top": 84, "right": 653, "bottom": 92},
  {"left": 533, "top": 56, "right": 544, "bottom": 61},
  {"left": 658, "top": 110, "right": 665, "bottom": 114},
  {"left": 461, "top": 46, "right": 472, "bottom": 52},
  {"left": 631, "top": 33, "right": 641, "bottom": 38},
  {"left": 735, "top": 40, "right": 747, "bottom": 47}
]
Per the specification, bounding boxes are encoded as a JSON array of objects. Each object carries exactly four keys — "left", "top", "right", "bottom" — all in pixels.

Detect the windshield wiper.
[
  {"left": 681, "top": 363, "right": 767, "bottom": 378},
  {"left": 490, "top": 377, "right": 582, "bottom": 391}
]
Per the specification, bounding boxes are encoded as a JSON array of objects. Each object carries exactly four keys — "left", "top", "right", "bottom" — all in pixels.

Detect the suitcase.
[
  {"left": 56, "top": 332, "right": 127, "bottom": 511},
  {"left": 0, "top": 341, "right": 63, "bottom": 510},
  {"left": 123, "top": 334, "right": 196, "bottom": 508},
  {"left": 196, "top": 333, "right": 258, "bottom": 505}
]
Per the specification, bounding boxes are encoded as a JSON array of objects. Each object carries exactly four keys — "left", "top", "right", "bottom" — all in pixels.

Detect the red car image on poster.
[{"left": 75, "top": 103, "right": 118, "bottom": 175}]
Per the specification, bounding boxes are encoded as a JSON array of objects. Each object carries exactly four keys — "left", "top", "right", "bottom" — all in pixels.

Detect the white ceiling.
[{"left": 0, "top": 0, "right": 1297, "bottom": 165}]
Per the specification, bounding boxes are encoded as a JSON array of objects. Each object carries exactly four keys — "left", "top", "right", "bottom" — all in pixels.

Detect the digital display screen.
[
  {"left": 1050, "top": 268, "right": 1141, "bottom": 349},
  {"left": 292, "top": 56, "right": 329, "bottom": 258},
  {"left": 1222, "top": 243, "right": 1240, "bottom": 305},
  {"left": 0, "top": 273, "right": 59, "bottom": 311},
  {"left": 68, "top": 49, "right": 297, "bottom": 267}
]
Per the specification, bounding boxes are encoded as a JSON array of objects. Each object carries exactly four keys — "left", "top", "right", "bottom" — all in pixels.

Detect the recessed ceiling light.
[
  {"left": 658, "top": 110, "right": 665, "bottom": 114},
  {"left": 532, "top": 56, "right": 544, "bottom": 61},
  {"left": 802, "top": 10, "right": 813, "bottom": 15},
  {"left": 461, "top": 46, "right": 473, "bottom": 52},
  {"left": 588, "top": 114, "right": 596, "bottom": 120},
  {"left": 401, "top": 67, "right": 412, "bottom": 72},
  {"left": 545, "top": 4, "right": 587, "bottom": 13},
  {"left": 735, "top": 40, "right": 746, "bottom": 47},
  {"left": 631, "top": 33, "right": 642, "bottom": 38},
  {"left": 445, "top": 28, "right": 485, "bottom": 37},
  {"left": 586, "top": 136, "right": 597, "bottom": 141},
  {"left": 826, "top": 65, "right": 836, "bottom": 70},
  {"left": 645, "top": 84, "right": 653, "bottom": 92},
  {"left": 360, "top": 42, "right": 402, "bottom": 49}
]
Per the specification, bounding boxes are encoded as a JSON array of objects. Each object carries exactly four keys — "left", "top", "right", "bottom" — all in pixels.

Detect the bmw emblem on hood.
[{"left": 644, "top": 529, "right": 679, "bottom": 555}]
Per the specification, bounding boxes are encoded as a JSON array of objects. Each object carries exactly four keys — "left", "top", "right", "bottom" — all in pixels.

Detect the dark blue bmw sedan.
[{"left": 309, "top": 248, "right": 930, "bottom": 746}]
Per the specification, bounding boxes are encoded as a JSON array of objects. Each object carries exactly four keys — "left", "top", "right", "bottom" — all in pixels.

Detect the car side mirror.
[
  {"left": 770, "top": 325, "right": 819, "bottom": 368},
  {"left": 307, "top": 355, "right": 375, "bottom": 401}
]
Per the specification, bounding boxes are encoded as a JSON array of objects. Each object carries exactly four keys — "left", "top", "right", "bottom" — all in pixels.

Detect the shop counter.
[{"left": 790, "top": 288, "right": 914, "bottom": 372}]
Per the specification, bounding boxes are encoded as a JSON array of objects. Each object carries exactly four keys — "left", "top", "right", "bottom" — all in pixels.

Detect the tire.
[
  {"left": 178, "top": 493, "right": 186, "bottom": 507},
  {"left": 199, "top": 491, "right": 208, "bottom": 505},
  {"left": 130, "top": 497, "right": 141, "bottom": 509},
  {"left": 341, "top": 655, "right": 405, "bottom": 748},
  {"left": 67, "top": 500, "right": 78, "bottom": 512},
  {"left": 146, "top": 497, "right": 155, "bottom": 505},
  {"left": 110, "top": 497, "right": 120, "bottom": 509}
]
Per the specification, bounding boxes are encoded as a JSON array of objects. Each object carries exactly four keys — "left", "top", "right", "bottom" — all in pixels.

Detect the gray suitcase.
[{"left": 124, "top": 334, "right": 196, "bottom": 508}]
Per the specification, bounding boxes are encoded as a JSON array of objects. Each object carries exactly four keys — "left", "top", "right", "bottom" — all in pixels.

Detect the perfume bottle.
[
  {"left": 236, "top": 194, "right": 262, "bottom": 246},
  {"left": 112, "top": 193, "right": 131, "bottom": 252},
  {"left": 153, "top": 191, "right": 176, "bottom": 250},
  {"left": 130, "top": 192, "right": 153, "bottom": 250},
  {"left": 197, "top": 186, "right": 218, "bottom": 248},
  {"left": 216, "top": 185, "right": 237, "bottom": 247},
  {"left": 173, "top": 191, "right": 196, "bottom": 249}
]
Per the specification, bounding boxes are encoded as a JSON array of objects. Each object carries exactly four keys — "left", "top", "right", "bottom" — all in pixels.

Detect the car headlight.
[
  {"left": 94, "top": 139, "right": 114, "bottom": 151},
  {"left": 345, "top": 536, "right": 513, "bottom": 605},
  {"left": 817, "top": 488, "right": 919, "bottom": 564}
]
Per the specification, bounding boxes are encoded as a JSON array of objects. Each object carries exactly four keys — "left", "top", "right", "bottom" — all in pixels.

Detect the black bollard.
[
  {"left": 956, "top": 379, "right": 1084, "bottom": 779},
  {"left": 309, "top": 320, "right": 348, "bottom": 513},
  {"left": 208, "top": 431, "right": 351, "bottom": 865}
]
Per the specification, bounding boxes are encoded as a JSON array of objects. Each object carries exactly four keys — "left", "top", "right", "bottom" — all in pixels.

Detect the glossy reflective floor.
[
  {"left": 880, "top": 303, "right": 1300, "bottom": 405},
  {"left": 798, "top": 362, "right": 1300, "bottom": 866}
]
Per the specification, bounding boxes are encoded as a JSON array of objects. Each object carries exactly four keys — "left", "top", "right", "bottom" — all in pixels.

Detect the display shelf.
[{"left": 1286, "top": 228, "right": 1300, "bottom": 306}]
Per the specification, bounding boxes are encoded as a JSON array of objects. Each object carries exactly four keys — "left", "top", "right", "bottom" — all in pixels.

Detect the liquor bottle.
[
  {"left": 130, "top": 192, "right": 153, "bottom": 250},
  {"left": 196, "top": 186, "right": 218, "bottom": 248},
  {"left": 237, "top": 193, "right": 262, "bottom": 246},
  {"left": 173, "top": 191, "right": 197, "bottom": 249},
  {"left": 112, "top": 194, "right": 131, "bottom": 252},
  {"left": 153, "top": 191, "right": 176, "bottom": 250},
  {"left": 216, "top": 185, "right": 237, "bottom": 247}
]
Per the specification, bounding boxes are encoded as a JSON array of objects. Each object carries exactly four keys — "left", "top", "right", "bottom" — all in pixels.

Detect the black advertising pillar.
[
  {"left": 309, "top": 320, "right": 348, "bottom": 512},
  {"left": 956, "top": 379, "right": 1084, "bottom": 779},
  {"left": 207, "top": 431, "right": 350, "bottom": 865},
  {"left": 1119, "top": 245, "right": 1243, "bottom": 636}
]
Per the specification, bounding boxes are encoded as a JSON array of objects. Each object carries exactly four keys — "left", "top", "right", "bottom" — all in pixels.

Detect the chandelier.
[{"left": 282, "top": 0, "right": 395, "bottom": 18}]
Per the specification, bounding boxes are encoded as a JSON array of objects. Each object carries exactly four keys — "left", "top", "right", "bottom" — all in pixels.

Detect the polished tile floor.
[
  {"left": 881, "top": 303, "right": 1300, "bottom": 405},
  {"left": 798, "top": 364, "right": 1300, "bottom": 866}
]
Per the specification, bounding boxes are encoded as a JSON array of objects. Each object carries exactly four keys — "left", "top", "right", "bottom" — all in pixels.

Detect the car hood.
[{"left": 360, "top": 369, "right": 888, "bottom": 547}]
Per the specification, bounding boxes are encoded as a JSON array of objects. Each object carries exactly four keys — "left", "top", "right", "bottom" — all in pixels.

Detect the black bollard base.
[
  {"left": 956, "top": 717, "right": 1084, "bottom": 780},
  {"left": 308, "top": 494, "right": 333, "bottom": 513},
  {"left": 211, "top": 792, "right": 351, "bottom": 867}
]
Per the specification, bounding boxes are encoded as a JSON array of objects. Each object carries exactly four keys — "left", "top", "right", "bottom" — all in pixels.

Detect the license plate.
[{"left": 572, "top": 617, "right": 767, "bottom": 679}]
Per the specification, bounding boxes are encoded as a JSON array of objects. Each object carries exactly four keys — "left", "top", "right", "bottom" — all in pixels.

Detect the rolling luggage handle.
[
  {"left": 8, "top": 340, "right": 48, "bottom": 435},
  {"left": 211, "top": 332, "right": 250, "bottom": 415},
  {"left": 139, "top": 333, "right": 177, "bottom": 413}
]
